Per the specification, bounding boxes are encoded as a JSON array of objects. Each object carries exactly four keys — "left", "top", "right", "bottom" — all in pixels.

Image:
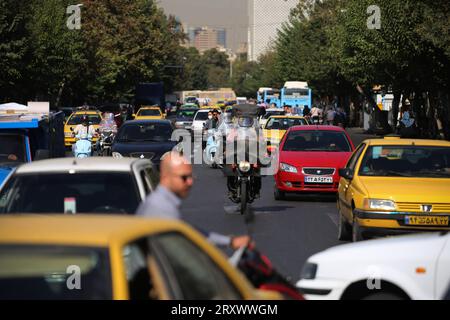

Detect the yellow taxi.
[
  {"left": 134, "top": 106, "right": 165, "bottom": 120},
  {"left": 64, "top": 110, "right": 102, "bottom": 147},
  {"left": 337, "top": 136, "right": 450, "bottom": 242},
  {"left": 263, "top": 115, "right": 309, "bottom": 146},
  {"left": 0, "top": 215, "right": 281, "bottom": 300}
]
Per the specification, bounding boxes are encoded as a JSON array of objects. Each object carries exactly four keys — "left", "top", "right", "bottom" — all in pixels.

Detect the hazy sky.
[{"left": 156, "top": 0, "right": 248, "bottom": 51}]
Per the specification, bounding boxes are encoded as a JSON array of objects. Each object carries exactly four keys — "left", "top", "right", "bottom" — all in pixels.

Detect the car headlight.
[
  {"left": 112, "top": 152, "right": 123, "bottom": 159},
  {"left": 238, "top": 161, "right": 251, "bottom": 172},
  {"left": 365, "top": 199, "right": 396, "bottom": 211},
  {"left": 301, "top": 262, "right": 318, "bottom": 280},
  {"left": 280, "top": 163, "right": 298, "bottom": 173}
]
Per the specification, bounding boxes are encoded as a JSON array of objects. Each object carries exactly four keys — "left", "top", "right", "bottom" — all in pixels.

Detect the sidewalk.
[{"left": 346, "top": 127, "right": 378, "bottom": 146}]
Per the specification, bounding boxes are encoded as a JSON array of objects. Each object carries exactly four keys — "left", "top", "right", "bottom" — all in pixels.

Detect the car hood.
[
  {"left": 307, "top": 232, "right": 449, "bottom": 278},
  {"left": 112, "top": 141, "right": 177, "bottom": 160},
  {"left": 359, "top": 177, "right": 450, "bottom": 203},
  {"left": 280, "top": 151, "right": 352, "bottom": 169}
]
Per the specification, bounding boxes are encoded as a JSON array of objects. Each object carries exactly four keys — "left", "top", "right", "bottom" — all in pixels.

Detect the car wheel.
[
  {"left": 274, "top": 187, "right": 285, "bottom": 201},
  {"left": 362, "top": 292, "right": 405, "bottom": 300},
  {"left": 352, "top": 216, "right": 364, "bottom": 242},
  {"left": 338, "top": 211, "right": 352, "bottom": 241}
]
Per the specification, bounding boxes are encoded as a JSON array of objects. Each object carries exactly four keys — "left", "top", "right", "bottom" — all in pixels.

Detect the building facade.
[{"left": 248, "top": 0, "right": 298, "bottom": 61}]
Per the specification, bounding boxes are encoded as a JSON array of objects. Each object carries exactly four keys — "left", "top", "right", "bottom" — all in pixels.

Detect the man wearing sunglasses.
[{"left": 136, "top": 151, "right": 250, "bottom": 249}]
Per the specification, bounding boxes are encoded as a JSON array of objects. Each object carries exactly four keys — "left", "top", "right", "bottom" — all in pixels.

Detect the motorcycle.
[
  {"left": 203, "top": 129, "right": 220, "bottom": 168},
  {"left": 72, "top": 132, "right": 92, "bottom": 158},
  {"left": 229, "top": 245, "right": 304, "bottom": 300},
  {"left": 97, "top": 130, "right": 116, "bottom": 156}
]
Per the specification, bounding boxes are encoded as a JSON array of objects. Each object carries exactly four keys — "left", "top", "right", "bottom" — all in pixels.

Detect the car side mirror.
[
  {"left": 70, "top": 127, "right": 74, "bottom": 131},
  {"left": 35, "top": 149, "right": 50, "bottom": 161},
  {"left": 339, "top": 168, "right": 354, "bottom": 180}
]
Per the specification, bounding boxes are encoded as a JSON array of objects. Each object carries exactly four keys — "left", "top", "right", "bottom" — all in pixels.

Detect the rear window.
[
  {"left": 359, "top": 145, "right": 450, "bottom": 178},
  {"left": 117, "top": 123, "right": 173, "bottom": 142},
  {"left": 282, "top": 130, "right": 352, "bottom": 152},
  {"left": 67, "top": 114, "right": 102, "bottom": 125},
  {"left": 263, "top": 111, "right": 285, "bottom": 119},
  {"left": 0, "top": 134, "right": 26, "bottom": 164},
  {"left": 0, "top": 245, "right": 111, "bottom": 299},
  {"left": 0, "top": 172, "right": 140, "bottom": 214},
  {"left": 138, "top": 109, "right": 161, "bottom": 116},
  {"left": 265, "top": 117, "right": 308, "bottom": 130},
  {"left": 194, "top": 112, "right": 209, "bottom": 121}
]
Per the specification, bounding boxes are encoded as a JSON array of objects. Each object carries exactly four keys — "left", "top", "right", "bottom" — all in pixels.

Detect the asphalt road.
[{"left": 182, "top": 128, "right": 377, "bottom": 281}]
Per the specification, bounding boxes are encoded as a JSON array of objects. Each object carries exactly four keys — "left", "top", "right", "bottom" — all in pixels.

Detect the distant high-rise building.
[
  {"left": 183, "top": 26, "right": 228, "bottom": 53},
  {"left": 248, "top": 0, "right": 298, "bottom": 61},
  {"left": 217, "top": 29, "right": 227, "bottom": 48}
]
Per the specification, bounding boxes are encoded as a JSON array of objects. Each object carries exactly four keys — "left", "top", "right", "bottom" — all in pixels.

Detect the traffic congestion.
[{"left": 1, "top": 0, "right": 450, "bottom": 303}]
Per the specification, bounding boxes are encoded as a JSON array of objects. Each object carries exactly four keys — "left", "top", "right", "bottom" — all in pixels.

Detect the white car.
[
  {"left": 191, "top": 109, "right": 211, "bottom": 132},
  {"left": 0, "top": 157, "right": 158, "bottom": 214},
  {"left": 297, "top": 232, "right": 450, "bottom": 300},
  {"left": 259, "top": 108, "right": 285, "bottom": 128}
]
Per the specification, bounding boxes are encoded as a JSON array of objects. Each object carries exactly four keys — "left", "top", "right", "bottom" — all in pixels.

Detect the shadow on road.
[{"left": 282, "top": 193, "right": 337, "bottom": 203}]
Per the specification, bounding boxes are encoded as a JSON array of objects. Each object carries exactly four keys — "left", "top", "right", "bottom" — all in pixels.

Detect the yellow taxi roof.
[
  {"left": 364, "top": 137, "right": 450, "bottom": 147},
  {"left": 140, "top": 106, "right": 161, "bottom": 110},
  {"left": 0, "top": 215, "right": 193, "bottom": 247},
  {"left": 72, "top": 110, "right": 101, "bottom": 115}
]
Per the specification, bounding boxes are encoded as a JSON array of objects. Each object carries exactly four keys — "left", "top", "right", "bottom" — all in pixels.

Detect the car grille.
[
  {"left": 302, "top": 168, "right": 335, "bottom": 175},
  {"left": 130, "top": 152, "right": 155, "bottom": 160},
  {"left": 290, "top": 182, "right": 338, "bottom": 189},
  {"left": 397, "top": 202, "right": 450, "bottom": 213}
]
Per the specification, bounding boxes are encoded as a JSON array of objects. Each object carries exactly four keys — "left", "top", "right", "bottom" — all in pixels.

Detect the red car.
[{"left": 274, "top": 125, "right": 355, "bottom": 199}]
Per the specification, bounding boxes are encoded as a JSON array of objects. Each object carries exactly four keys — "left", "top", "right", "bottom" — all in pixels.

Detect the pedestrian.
[
  {"left": 325, "top": 107, "right": 336, "bottom": 125},
  {"left": 136, "top": 151, "right": 250, "bottom": 248},
  {"left": 303, "top": 105, "right": 310, "bottom": 117}
]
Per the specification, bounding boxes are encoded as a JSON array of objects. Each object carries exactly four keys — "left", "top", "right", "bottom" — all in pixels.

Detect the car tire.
[
  {"left": 274, "top": 187, "right": 285, "bottom": 201},
  {"left": 338, "top": 211, "right": 352, "bottom": 241},
  {"left": 362, "top": 292, "right": 405, "bottom": 300},
  {"left": 352, "top": 216, "right": 364, "bottom": 242}
]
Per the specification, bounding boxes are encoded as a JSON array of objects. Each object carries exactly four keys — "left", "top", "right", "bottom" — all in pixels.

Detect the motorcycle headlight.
[
  {"left": 301, "top": 262, "right": 318, "bottom": 280},
  {"left": 112, "top": 152, "right": 123, "bottom": 159},
  {"left": 238, "top": 161, "right": 251, "bottom": 173},
  {"left": 280, "top": 163, "right": 298, "bottom": 173},
  {"left": 364, "top": 199, "right": 396, "bottom": 211}
]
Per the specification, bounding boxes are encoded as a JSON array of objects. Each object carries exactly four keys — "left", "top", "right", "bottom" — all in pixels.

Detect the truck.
[
  {"left": 135, "top": 82, "right": 166, "bottom": 113},
  {"left": 0, "top": 102, "right": 65, "bottom": 185}
]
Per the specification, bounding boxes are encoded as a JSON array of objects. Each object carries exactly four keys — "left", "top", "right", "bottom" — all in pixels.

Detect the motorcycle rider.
[
  {"left": 72, "top": 114, "right": 97, "bottom": 153},
  {"left": 96, "top": 112, "right": 118, "bottom": 152},
  {"left": 224, "top": 106, "right": 264, "bottom": 202}
]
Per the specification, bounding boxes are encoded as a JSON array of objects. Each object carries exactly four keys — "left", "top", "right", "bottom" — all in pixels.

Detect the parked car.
[
  {"left": 337, "top": 136, "right": 450, "bottom": 241},
  {"left": 0, "top": 157, "right": 157, "bottom": 214},
  {"left": 274, "top": 125, "right": 355, "bottom": 200},
  {"left": 0, "top": 215, "right": 281, "bottom": 300},
  {"left": 297, "top": 231, "right": 450, "bottom": 300},
  {"left": 111, "top": 120, "right": 177, "bottom": 167}
]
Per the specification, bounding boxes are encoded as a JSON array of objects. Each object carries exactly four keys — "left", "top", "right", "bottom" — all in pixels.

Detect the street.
[{"left": 183, "top": 128, "right": 374, "bottom": 279}]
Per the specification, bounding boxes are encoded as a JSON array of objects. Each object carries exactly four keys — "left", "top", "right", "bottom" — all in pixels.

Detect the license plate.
[
  {"left": 405, "top": 216, "right": 449, "bottom": 226},
  {"left": 304, "top": 176, "right": 333, "bottom": 183}
]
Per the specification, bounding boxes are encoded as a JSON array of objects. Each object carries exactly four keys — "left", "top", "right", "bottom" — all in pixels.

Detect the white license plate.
[{"left": 304, "top": 176, "right": 333, "bottom": 183}]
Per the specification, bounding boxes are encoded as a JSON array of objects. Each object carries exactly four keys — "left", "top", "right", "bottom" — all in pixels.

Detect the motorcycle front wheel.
[{"left": 240, "top": 180, "right": 247, "bottom": 215}]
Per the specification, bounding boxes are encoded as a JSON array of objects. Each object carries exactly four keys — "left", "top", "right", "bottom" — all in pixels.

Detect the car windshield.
[
  {"left": 194, "top": 112, "right": 209, "bottom": 121},
  {"left": 263, "top": 111, "right": 285, "bottom": 119},
  {"left": 117, "top": 123, "right": 173, "bottom": 142},
  {"left": 138, "top": 109, "right": 161, "bottom": 116},
  {"left": 67, "top": 114, "right": 102, "bottom": 125},
  {"left": 0, "top": 245, "right": 111, "bottom": 299},
  {"left": 0, "top": 134, "right": 27, "bottom": 165},
  {"left": 359, "top": 146, "right": 450, "bottom": 178},
  {"left": 283, "top": 130, "right": 352, "bottom": 152},
  {"left": 0, "top": 173, "right": 140, "bottom": 214},
  {"left": 266, "top": 117, "right": 307, "bottom": 130}
]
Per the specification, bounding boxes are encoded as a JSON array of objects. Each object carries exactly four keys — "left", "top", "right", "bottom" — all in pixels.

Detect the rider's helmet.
[{"left": 81, "top": 114, "right": 89, "bottom": 126}]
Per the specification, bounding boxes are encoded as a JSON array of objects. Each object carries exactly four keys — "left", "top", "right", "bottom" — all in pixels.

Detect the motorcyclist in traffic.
[{"left": 72, "top": 115, "right": 97, "bottom": 151}]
